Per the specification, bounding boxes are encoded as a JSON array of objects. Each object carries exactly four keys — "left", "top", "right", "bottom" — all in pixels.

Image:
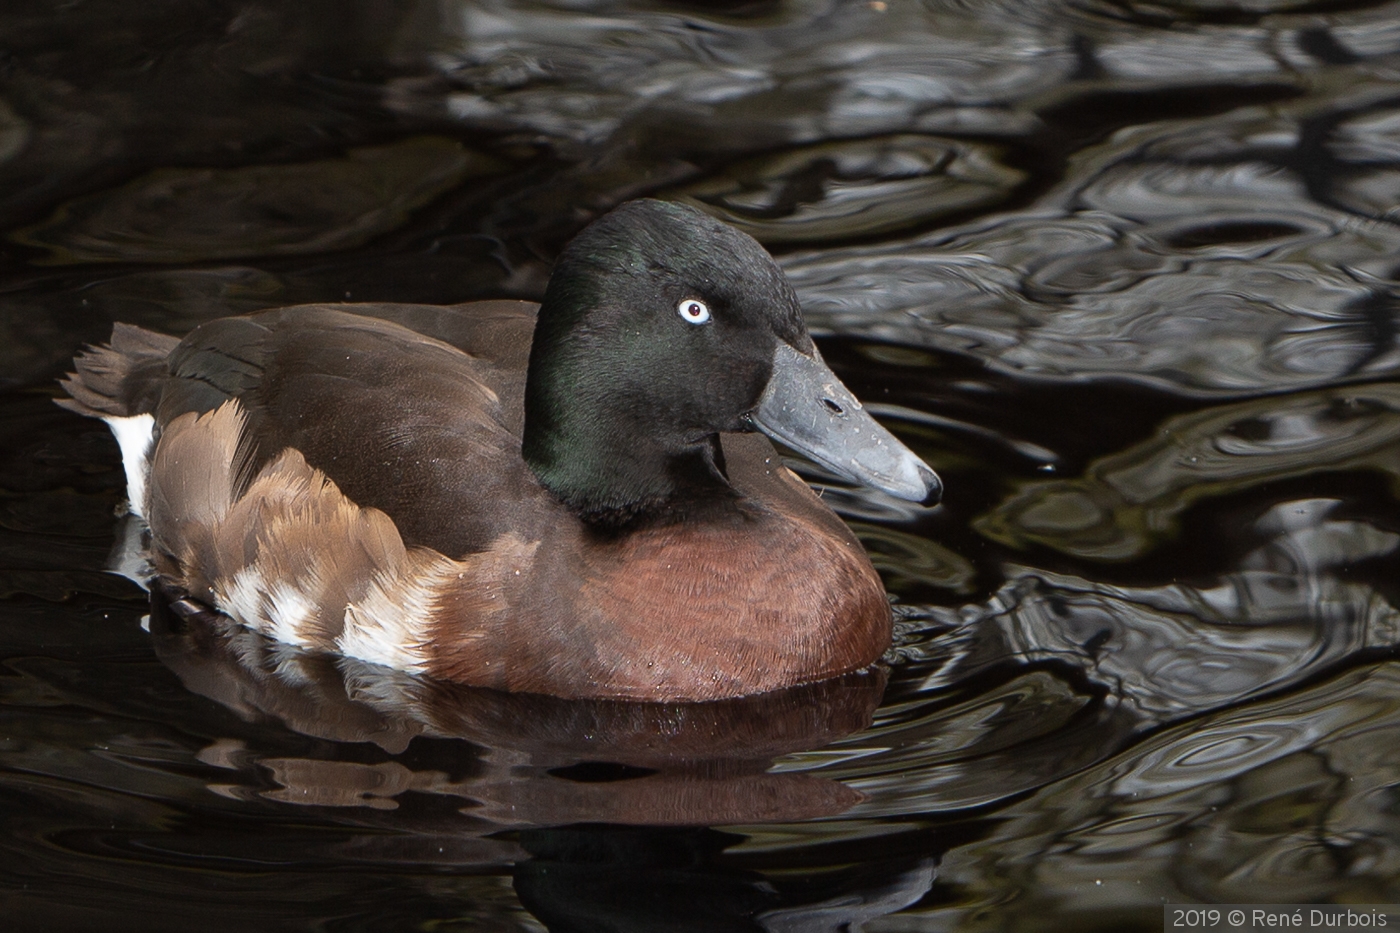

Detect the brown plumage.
[{"left": 58, "top": 200, "right": 940, "bottom": 701}]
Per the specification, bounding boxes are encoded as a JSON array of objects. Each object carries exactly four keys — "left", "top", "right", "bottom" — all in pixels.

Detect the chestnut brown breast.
[{"left": 425, "top": 432, "right": 891, "bottom": 700}]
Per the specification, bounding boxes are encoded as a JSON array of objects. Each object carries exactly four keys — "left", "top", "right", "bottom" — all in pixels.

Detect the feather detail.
[
  {"left": 144, "top": 397, "right": 510, "bottom": 672},
  {"left": 56, "top": 322, "right": 180, "bottom": 419}
]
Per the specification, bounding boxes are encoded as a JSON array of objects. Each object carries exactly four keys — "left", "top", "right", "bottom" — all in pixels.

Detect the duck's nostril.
[{"left": 821, "top": 397, "right": 844, "bottom": 415}]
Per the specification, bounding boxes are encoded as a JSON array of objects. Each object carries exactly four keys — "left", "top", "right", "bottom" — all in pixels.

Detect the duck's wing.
[
  {"left": 305, "top": 300, "right": 538, "bottom": 433},
  {"left": 154, "top": 300, "right": 537, "bottom": 426},
  {"left": 187, "top": 303, "right": 551, "bottom": 558},
  {"left": 74, "top": 302, "right": 544, "bottom": 559}
]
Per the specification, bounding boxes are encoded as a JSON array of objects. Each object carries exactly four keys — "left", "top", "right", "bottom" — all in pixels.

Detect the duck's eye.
[{"left": 677, "top": 298, "right": 711, "bottom": 325}]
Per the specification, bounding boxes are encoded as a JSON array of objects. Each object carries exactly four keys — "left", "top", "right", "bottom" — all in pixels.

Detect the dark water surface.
[{"left": 4, "top": 1, "right": 1400, "bottom": 930}]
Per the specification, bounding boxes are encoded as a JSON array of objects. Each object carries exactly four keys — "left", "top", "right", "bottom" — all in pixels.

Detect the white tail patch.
[{"left": 102, "top": 413, "right": 156, "bottom": 518}]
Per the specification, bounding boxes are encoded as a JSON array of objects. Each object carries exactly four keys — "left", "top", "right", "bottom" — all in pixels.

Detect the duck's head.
[{"left": 523, "top": 199, "right": 942, "bottom": 526}]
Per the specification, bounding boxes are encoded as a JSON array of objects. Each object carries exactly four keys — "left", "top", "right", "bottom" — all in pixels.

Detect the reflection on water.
[
  {"left": 14, "top": 137, "right": 502, "bottom": 264},
  {"left": 3, "top": 0, "right": 1400, "bottom": 929},
  {"left": 151, "top": 594, "right": 882, "bottom": 826},
  {"left": 918, "top": 664, "right": 1400, "bottom": 929},
  {"left": 979, "top": 383, "right": 1400, "bottom": 559},
  {"left": 669, "top": 135, "right": 1026, "bottom": 243}
]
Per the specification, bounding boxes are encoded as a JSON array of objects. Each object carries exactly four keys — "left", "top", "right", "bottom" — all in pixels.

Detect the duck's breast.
[{"left": 422, "top": 434, "right": 891, "bottom": 701}]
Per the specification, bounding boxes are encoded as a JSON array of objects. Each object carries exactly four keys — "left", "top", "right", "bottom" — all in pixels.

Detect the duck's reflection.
[
  {"left": 515, "top": 825, "right": 938, "bottom": 933},
  {"left": 146, "top": 599, "right": 937, "bottom": 929},
  {"left": 147, "top": 595, "right": 885, "bottom": 828}
]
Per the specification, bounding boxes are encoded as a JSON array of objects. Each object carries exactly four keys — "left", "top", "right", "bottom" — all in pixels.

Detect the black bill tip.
[{"left": 914, "top": 462, "right": 942, "bottom": 507}]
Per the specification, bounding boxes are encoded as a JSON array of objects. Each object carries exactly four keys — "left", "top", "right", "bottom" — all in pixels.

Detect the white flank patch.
[
  {"left": 102, "top": 414, "right": 156, "bottom": 518},
  {"left": 338, "top": 557, "right": 456, "bottom": 674},
  {"left": 264, "top": 581, "right": 318, "bottom": 647},
  {"left": 215, "top": 570, "right": 319, "bottom": 651},
  {"left": 216, "top": 566, "right": 269, "bottom": 633}
]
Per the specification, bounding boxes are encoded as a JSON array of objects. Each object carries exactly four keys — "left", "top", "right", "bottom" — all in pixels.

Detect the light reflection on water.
[{"left": 2, "top": 0, "right": 1400, "bottom": 929}]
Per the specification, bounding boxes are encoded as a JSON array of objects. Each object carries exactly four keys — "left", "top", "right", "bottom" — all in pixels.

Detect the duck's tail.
[
  {"left": 58, "top": 323, "right": 179, "bottom": 518},
  {"left": 57, "top": 322, "right": 178, "bottom": 419}
]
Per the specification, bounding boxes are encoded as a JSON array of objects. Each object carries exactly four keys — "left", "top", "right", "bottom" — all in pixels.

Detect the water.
[{"left": 3, "top": 1, "right": 1400, "bottom": 929}]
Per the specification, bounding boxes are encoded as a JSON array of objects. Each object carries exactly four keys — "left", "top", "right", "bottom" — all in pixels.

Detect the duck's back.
[{"left": 72, "top": 301, "right": 553, "bottom": 558}]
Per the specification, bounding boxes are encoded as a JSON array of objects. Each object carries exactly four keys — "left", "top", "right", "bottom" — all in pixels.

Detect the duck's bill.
[{"left": 750, "top": 342, "right": 942, "bottom": 505}]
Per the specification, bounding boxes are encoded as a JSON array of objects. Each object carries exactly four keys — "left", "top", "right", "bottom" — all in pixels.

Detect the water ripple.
[{"left": 978, "top": 385, "right": 1400, "bottom": 559}]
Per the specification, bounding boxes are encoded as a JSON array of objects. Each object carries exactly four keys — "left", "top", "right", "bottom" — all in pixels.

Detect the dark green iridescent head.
[{"left": 522, "top": 199, "right": 813, "bottom": 524}]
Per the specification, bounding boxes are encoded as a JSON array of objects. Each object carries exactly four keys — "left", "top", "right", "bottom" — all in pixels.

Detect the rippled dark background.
[{"left": 4, "top": 1, "right": 1400, "bottom": 930}]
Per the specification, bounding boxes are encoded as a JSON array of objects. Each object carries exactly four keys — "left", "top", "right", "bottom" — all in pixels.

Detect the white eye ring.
[{"left": 677, "top": 298, "right": 711, "bottom": 325}]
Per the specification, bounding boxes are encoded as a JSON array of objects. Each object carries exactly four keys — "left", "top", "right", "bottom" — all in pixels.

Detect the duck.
[{"left": 58, "top": 199, "right": 941, "bottom": 702}]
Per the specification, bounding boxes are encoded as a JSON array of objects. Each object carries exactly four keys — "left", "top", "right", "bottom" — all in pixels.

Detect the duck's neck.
[{"left": 522, "top": 352, "right": 734, "bottom": 529}]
